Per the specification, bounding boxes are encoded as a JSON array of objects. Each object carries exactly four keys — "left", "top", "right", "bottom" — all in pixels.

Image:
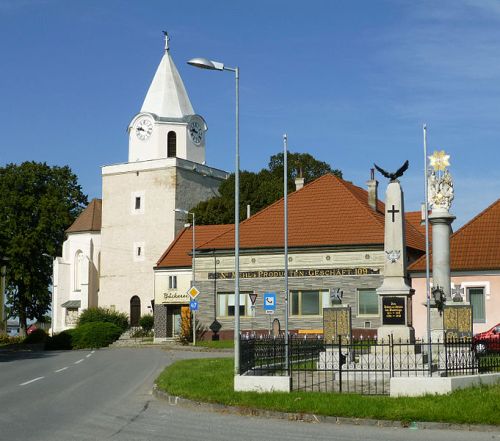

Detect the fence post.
[
  {"left": 444, "top": 333, "right": 449, "bottom": 377},
  {"left": 389, "top": 334, "right": 394, "bottom": 378},
  {"left": 338, "top": 335, "right": 342, "bottom": 393}
]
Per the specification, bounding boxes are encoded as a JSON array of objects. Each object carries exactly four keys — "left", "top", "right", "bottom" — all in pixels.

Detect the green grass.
[
  {"left": 156, "top": 357, "right": 500, "bottom": 426},
  {"left": 195, "top": 340, "right": 234, "bottom": 349}
]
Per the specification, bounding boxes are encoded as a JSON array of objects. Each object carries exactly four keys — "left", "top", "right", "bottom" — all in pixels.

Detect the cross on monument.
[{"left": 388, "top": 205, "right": 399, "bottom": 222}]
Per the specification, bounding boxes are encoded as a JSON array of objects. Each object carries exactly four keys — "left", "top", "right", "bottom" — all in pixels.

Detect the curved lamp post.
[{"left": 187, "top": 57, "right": 240, "bottom": 375}]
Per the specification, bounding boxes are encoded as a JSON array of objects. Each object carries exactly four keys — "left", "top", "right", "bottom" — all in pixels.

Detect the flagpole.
[
  {"left": 283, "top": 133, "right": 289, "bottom": 375},
  {"left": 423, "top": 124, "right": 432, "bottom": 375}
]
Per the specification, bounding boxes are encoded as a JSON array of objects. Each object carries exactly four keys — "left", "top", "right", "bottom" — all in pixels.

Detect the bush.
[
  {"left": 23, "top": 329, "right": 48, "bottom": 344},
  {"left": 0, "top": 334, "right": 23, "bottom": 345},
  {"left": 77, "top": 307, "right": 128, "bottom": 331},
  {"left": 139, "top": 314, "right": 154, "bottom": 333},
  {"left": 45, "top": 330, "right": 75, "bottom": 350},
  {"left": 71, "top": 322, "right": 122, "bottom": 349}
]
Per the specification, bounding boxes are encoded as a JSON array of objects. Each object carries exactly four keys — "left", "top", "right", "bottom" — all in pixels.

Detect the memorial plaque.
[
  {"left": 443, "top": 304, "right": 473, "bottom": 341},
  {"left": 382, "top": 296, "right": 406, "bottom": 325},
  {"left": 323, "top": 306, "right": 351, "bottom": 344}
]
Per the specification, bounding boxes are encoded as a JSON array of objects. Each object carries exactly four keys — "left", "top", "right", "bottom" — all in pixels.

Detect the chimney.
[
  {"left": 295, "top": 167, "right": 304, "bottom": 191},
  {"left": 366, "top": 168, "right": 378, "bottom": 211}
]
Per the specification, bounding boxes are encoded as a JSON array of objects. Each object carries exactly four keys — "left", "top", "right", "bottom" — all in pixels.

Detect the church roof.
[
  {"left": 197, "top": 174, "right": 426, "bottom": 252},
  {"left": 140, "top": 47, "right": 194, "bottom": 118},
  {"left": 409, "top": 198, "right": 500, "bottom": 272},
  {"left": 156, "top": 224, "right": 233, "bottom": 268},
  {"left": 66, "top": 199, "right": 102, "bottom": 233}
]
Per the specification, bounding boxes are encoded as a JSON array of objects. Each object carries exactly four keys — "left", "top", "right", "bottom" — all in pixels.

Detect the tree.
[
  {"left": 0, "top": 162, "right": 87, "bottom": 335},
  {"left": 191, "top": 151, "right": 341, "bottom": 225}
]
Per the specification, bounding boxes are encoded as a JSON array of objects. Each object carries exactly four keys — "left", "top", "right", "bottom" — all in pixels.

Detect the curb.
[{"left": 152, "top": 385, "right": 500, "bottom": 432}]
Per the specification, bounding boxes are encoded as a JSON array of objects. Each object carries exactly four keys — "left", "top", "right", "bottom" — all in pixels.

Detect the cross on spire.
[
  {"left": 163, "top": 30, "right": 170, "bottom": 52},
  {"left": 388, "top": 205, "right": 400, "bottom": 222}
]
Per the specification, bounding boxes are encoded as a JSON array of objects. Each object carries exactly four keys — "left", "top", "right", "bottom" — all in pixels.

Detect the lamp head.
[{"left": 187, "top": 57, "right": 224, "bottom": 71}]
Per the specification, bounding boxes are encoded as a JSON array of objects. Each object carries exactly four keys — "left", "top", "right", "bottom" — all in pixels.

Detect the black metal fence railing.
[{"left": 239, "top": 335, "right": 500, "bottom": 395}]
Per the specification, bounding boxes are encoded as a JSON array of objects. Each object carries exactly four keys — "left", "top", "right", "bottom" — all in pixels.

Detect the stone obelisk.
[{"left": 374, "top": 161, "right": 415, "bottom": 343}]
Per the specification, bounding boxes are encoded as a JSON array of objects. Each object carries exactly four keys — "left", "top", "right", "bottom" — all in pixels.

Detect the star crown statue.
[{"left": 428, "top": 150, "right": 454, "bottom": 211}]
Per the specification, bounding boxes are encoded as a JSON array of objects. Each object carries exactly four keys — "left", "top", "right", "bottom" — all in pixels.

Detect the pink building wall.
[{"left": 411, "top": 273, "right": 500, "bottom": 338}]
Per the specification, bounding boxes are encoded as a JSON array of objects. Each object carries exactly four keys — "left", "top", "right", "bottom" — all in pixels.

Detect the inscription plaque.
[
  {"left": 443, "top": 304, "right": 473, "bottom": 341},
  {"left": 323, "top": 306, "right": 351, "bottom": 344},
  {"left": 382, "top": 296, "right": 406, "bottom": 325}
]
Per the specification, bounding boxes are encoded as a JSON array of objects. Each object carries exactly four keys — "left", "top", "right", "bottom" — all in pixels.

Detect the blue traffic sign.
[
  {"left": 263, "top": 292, "right": 276, "bottom": 311},
  {"left": 190, "top": 300, "right": 199, "bottom": 311}
]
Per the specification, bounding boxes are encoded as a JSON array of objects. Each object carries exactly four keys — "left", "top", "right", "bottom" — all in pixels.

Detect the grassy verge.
[
  {"left": 156, "top": 357, "right": 500, "bottom": 426},
  {"left": 195, "top": 340, "right": 234, "bottom": 349}
]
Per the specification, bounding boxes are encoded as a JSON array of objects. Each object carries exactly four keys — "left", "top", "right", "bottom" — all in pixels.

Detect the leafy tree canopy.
[
  {"left": 191, "top": 152, "right": 341, "bottom": 225},
  {"left": 0, "top": 162, "right": 87, "bottom": 334}
]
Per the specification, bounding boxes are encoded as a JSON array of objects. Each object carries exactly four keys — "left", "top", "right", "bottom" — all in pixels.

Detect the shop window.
[
  {"left": 290, "top": 290, "right": 328, "bottom": 316},
  {"left": 217, "top": 293, "right": 251, "bottom": 317},
  {"left": 468, "top": 287, "right": 485, "bottom": 323},
  {"left": 358, "top": 289, "right": 379, "bottom": 316}
]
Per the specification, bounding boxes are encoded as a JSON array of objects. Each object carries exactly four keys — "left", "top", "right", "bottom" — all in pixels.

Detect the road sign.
[
  {"left": 249, "top": 292, "right": 258, "bottom": 306},
  {"left": 187, "top": 286, "right": 200, "bottom": 299},
  {"left": 263, "top": 292, "right": 276, "bottom": 311},
  {"left": 265, "top": 310, "right": 274, "bottom": 315},
  {"left": 190, "top": 300, "right": 199, "bottom": 311}
]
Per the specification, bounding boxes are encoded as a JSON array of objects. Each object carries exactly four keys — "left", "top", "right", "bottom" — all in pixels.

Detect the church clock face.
[
  {"left": 135, "top": 118, "right": 153, "bottom": 141},
  {"left": 188, "top": 119, "right": 204, "bottom": 145}
]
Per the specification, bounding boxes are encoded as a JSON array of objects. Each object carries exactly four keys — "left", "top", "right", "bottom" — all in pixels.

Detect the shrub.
[
  {"left": 0, "top": 334, "right": 23, "bottom": 345},
  {"left": 139, "top": 314, "right": 154, "bottom": 333},
  {"left": 23, "top": 329, "right": 48, "bottom": 344},
  {"left": 71, "top": 322, "right": 122, "bottom": 349},
  {"left": 45, "top": 330, "right": 75, "bottom": 350},
  {"left": 77, "top": 307, "right": 128, "bottom": 331}
]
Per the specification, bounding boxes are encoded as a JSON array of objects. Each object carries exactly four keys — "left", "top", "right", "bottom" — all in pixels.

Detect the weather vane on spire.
[{"left": 163, "top": 30, "right": 170, "bottom": 52}]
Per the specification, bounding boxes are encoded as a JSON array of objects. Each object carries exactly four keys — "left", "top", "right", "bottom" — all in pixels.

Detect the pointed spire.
[{"left": 140, "top": 32, "right": 194, "bottom": 118}]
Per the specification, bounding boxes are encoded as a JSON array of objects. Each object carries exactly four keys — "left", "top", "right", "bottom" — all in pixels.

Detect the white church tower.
[{"left": 99, "top": 34, "right": 228, "bottom": 324}]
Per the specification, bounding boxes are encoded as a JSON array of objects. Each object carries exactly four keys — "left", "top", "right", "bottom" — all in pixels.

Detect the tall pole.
[
  {"left": 283, "top": 134, "right": 289, "bottom": 375},
  {"left": 423, "top": 124, "right": 432, "bottom": 375},
  {"left": 192, "top": 212, "right": 196, "bottom": 347},
  {"left": 234, "top": 67, "right": 240, "bottom": 375}
]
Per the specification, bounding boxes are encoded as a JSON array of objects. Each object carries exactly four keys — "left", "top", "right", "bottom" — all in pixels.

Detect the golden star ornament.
[{"left": 429, "top": 150, "right": 450, "bottom": 171}]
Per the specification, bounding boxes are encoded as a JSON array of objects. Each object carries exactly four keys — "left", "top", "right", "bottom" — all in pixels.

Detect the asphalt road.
[{"left": 0, "top": 347, "right": 498, "bottom": 441}]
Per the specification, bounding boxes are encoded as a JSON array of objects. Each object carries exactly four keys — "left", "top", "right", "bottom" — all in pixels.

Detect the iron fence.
[{"left": 239, "top": 334, "right": 500, "bottom": 395}]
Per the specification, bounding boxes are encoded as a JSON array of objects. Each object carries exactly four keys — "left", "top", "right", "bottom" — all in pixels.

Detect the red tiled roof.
[
  {"left": 199, "top": 174, "right": 425, "bottom": 252},
  {"left": 66, "top": 199, "right": 102, "bottom": 233},
  {"left": 409, "top": 199, "right": 500, "bottom": 272},
  {"left": 156, "top": 224, "right": 232, "bottom": 268}
]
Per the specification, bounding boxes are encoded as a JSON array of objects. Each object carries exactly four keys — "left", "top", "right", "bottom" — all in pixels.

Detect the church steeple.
[
  {"left": 140, "top": 33, "right": 194, "bottom": 119},
  {"left": 128, "top": 33, "right": 206, "bottom": 164}
]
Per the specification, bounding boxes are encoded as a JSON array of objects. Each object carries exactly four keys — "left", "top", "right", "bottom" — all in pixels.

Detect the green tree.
[
  {"left": 191, "top": 152, "right": 341, "bottom": 225},
  {"left": 0, "top": 162, "right": 87, "bottom": 335}
]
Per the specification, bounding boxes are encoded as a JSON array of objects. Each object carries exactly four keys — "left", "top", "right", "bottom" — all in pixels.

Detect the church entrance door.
[{"left": 130, "top": 296, "right": 141, "bottom": 326}]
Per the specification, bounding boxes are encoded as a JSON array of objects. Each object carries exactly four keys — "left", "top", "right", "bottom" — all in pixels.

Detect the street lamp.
[
  {"left": 174, "top": 208, "right": 196, "bottom": 345},
  {"left": 187, "top": 56, "right": 240, "bottom": 375}
]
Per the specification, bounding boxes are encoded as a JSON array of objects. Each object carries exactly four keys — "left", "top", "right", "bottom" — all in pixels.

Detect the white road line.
[
  {"left": 20, "top": 377, "right": 44, "bottom": 386},
  {"left": 91, "top": 350, "right": 95, "bottom": 354},
  {"left": 86, "top": 354, "right": 92, "bottom": 358},
  {"left": 55, "top": 367, "right": 68, "bottom": 373},
  {"left": 74, "top": 359, "right": 84, "bottom": 364}
]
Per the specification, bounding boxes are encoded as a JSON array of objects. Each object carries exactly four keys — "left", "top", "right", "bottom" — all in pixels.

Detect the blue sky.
[{"left": 1, "top": 0, "right": 499, "bottom": 228}]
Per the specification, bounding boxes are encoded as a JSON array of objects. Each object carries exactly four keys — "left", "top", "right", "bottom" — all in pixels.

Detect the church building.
[{"left": 52, "top": 36, "right": 228, "bottom": 331}]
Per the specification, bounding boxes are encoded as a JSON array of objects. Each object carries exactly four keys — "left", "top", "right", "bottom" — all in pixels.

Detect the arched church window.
[
  {"left": 167, "top": 131, "right": 177, "bottom": 157},
  {"left": 74, "top": 250, "right": 84, "bottom": 291}
]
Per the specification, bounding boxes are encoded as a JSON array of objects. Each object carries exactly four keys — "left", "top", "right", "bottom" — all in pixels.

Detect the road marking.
[
  {"left": 20, "top": 377, "right": 44, "bottom": 386},
  {"left": 86, "top": 354, "right": 92, "bottom": 358},
  {"left": 55, "top": 367, "right": 68, "bottom": 373},
  {"left": 74, "top": 359, "right": 84, "bottom": 364},
  {"left": 91, "top": 350, "right": 95, "bottom": 354}
]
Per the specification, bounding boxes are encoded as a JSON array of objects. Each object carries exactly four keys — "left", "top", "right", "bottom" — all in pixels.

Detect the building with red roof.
[
  {"left": 409, "top": 198, "right": 500, "bottom": 336},
  {"left": 154, "top": 173, "right": 426, "bottom": 340}
]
